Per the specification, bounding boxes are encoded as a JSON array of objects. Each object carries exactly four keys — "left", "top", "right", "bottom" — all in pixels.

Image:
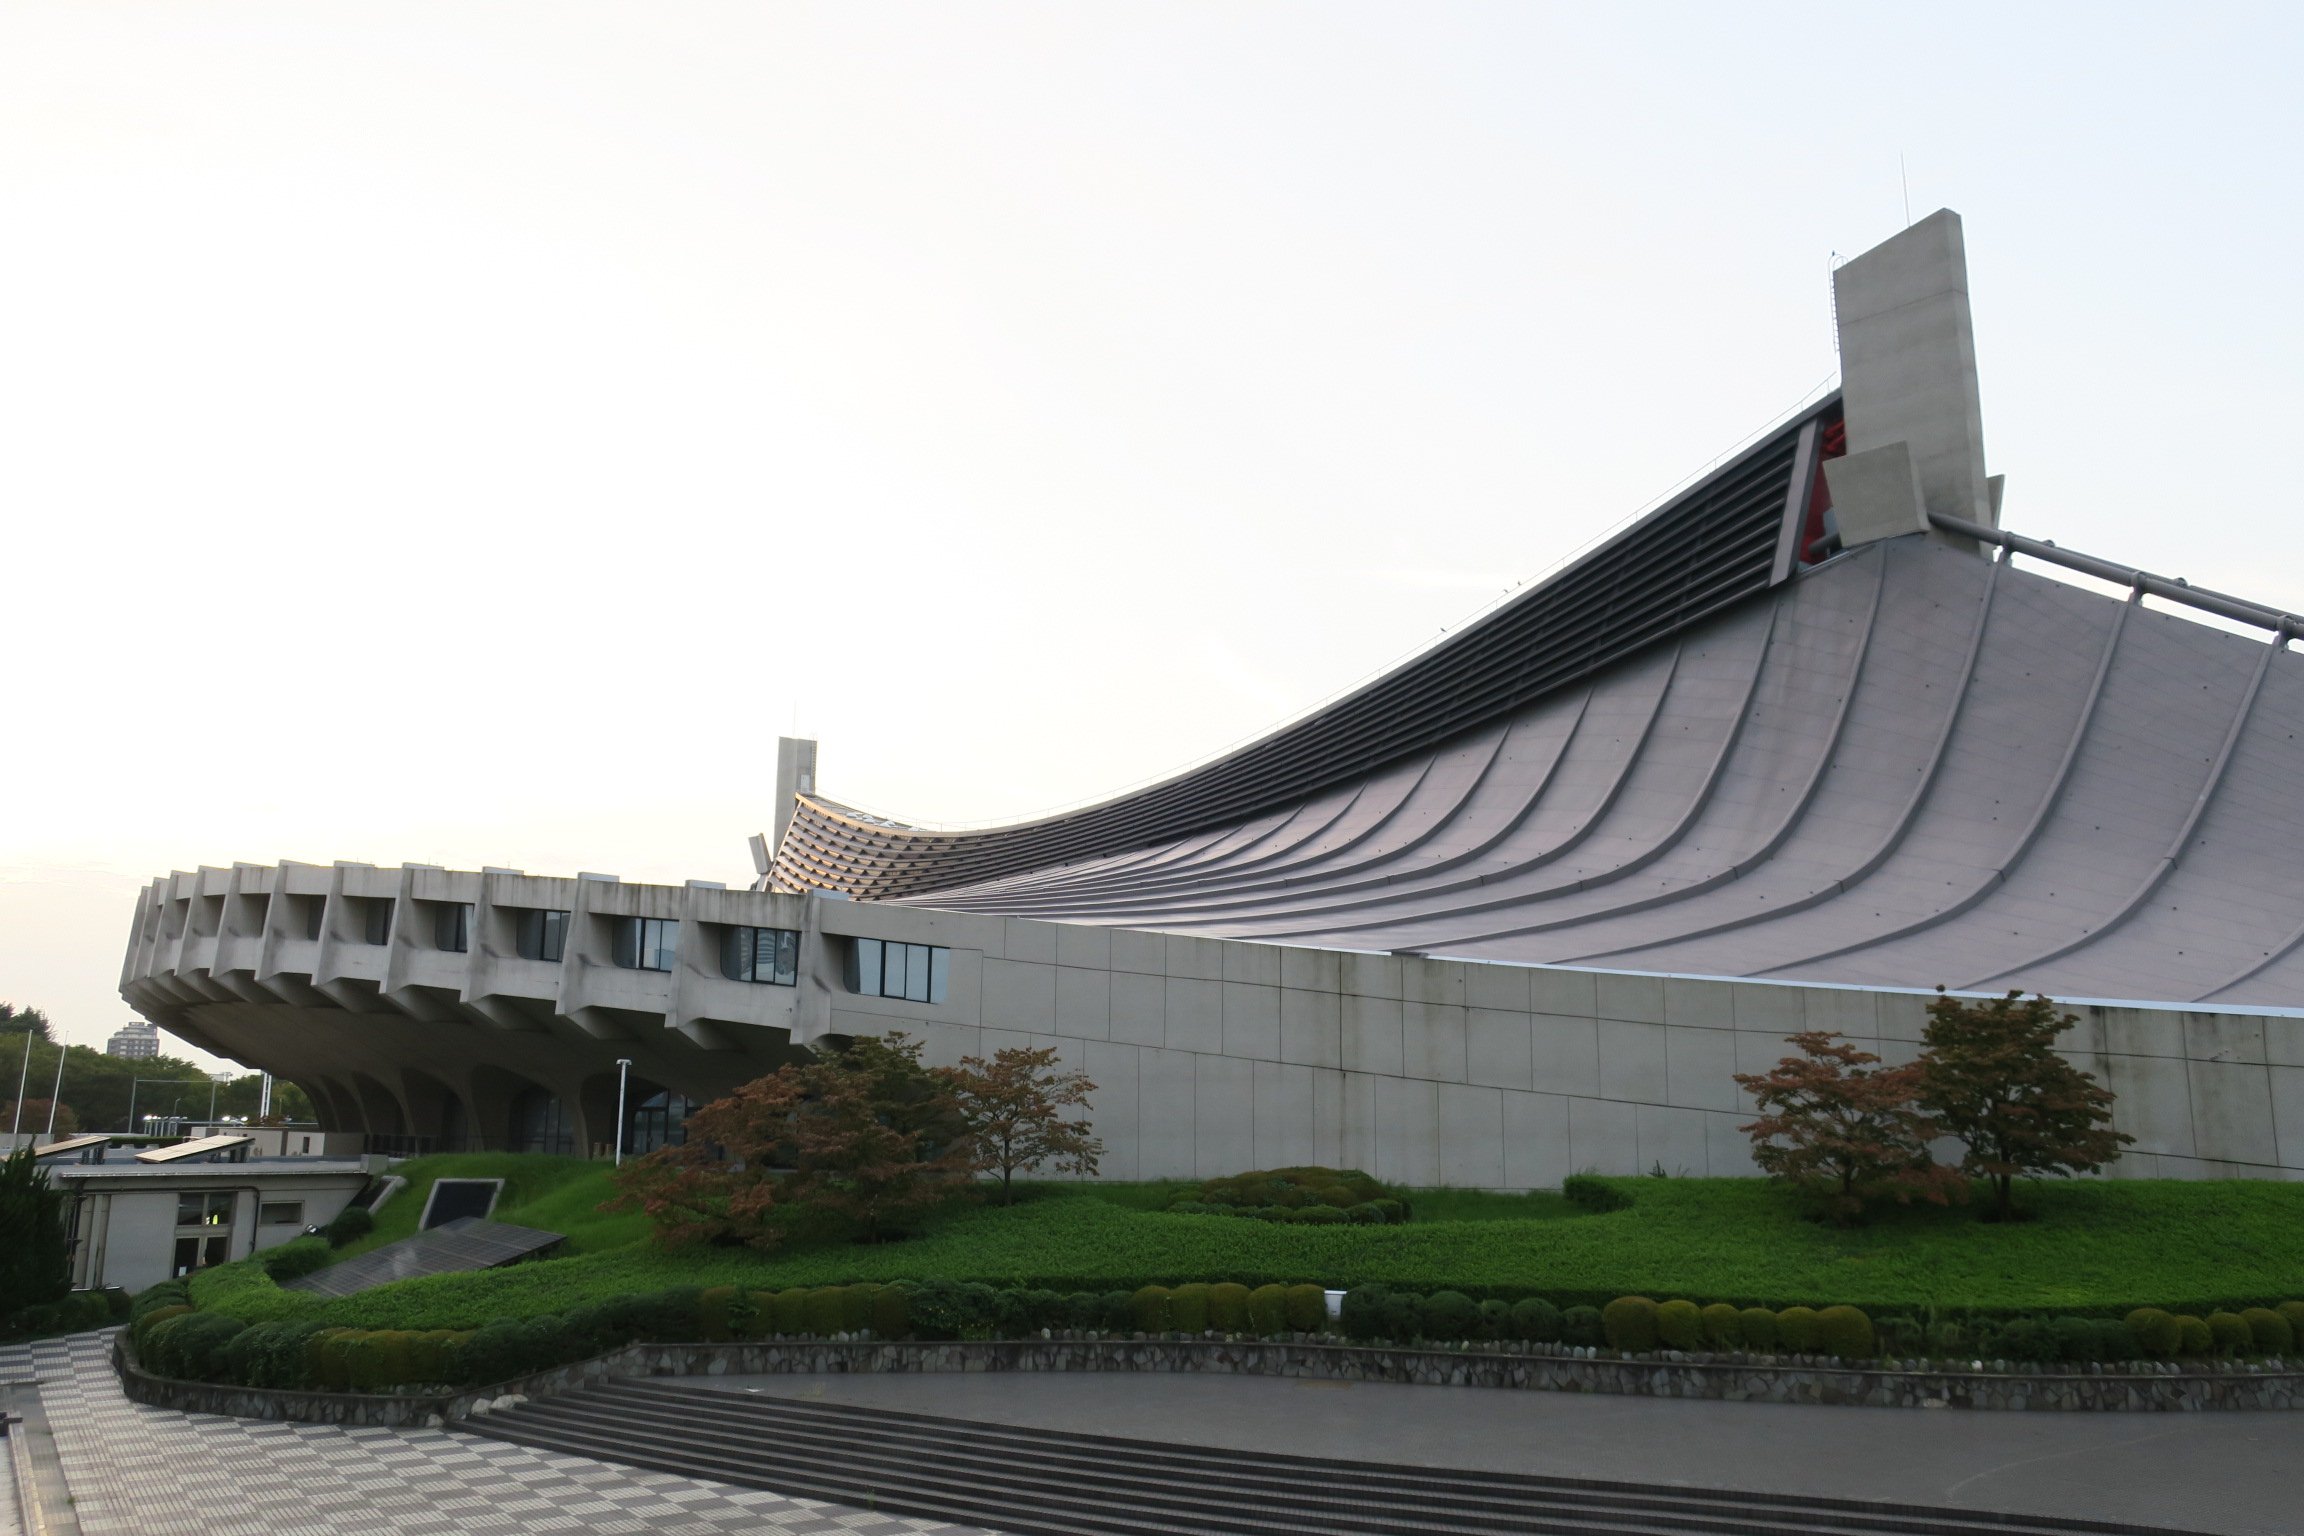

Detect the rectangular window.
[
  {"left": 259, "top": 1201, "right": 304, "bottom": 1227},
  {"left": 843, "top": 938, "right": 947, "bottom": 1004},
  {"left": 359, "top": 897, "right": 394, "bottom": 946},
  {"left": 433, "top": 902, "right": 472, "bottom": 953},
  {"left": 721, "top": 926, "right": 800, "bottom": 986},
  {"left": 612, "top": 916, "right": 679, "bottom": 972},
  {"left": 174, "top": 1191, "right": 234, "bottom": 1227},
  {"left": 297, "top": 895, "right": 325, "bottom": 942},
  {"left": 515, "top": 908, "right": 569, "bottom": 963}
]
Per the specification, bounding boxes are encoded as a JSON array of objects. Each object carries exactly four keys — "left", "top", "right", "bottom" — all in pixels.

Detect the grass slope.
[
  {"left": 194, "top": 1162, "right": 2304, "bottom": 1330},
  {"left": 335, "top": 1154, "right": 648, "bottom": 1259}
]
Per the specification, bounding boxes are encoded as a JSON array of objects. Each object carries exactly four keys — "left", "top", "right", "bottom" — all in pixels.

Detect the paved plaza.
[
  {"left": 14, "top": 1327, "right": 2304, "bottom": 1536},
  {"left": 0, "top": 1331, "right": 992, "bottom": 1536}
]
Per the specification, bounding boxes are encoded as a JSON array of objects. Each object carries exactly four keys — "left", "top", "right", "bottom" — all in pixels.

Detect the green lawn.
[
  {"left": 193, "top": 1159, "right": 2304, "bottom": 1331},
  {"left": 335, "top": 1154, "right": 649, "bottom": 1259}
]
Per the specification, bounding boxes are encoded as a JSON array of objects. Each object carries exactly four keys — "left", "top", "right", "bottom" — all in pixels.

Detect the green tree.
[
  {"left": 0, "top": 1146, "right": 69, "bottom": 1319},
  {"left": 0, "top": 1100, "right": 78, "bottom": 1137},
  {"left": 1734, "top": 1031, "right": 1960, "bottom": 1225},
  {"left": 0, "top": 1004, "right": 52, "bottom": 1041},
  {"left": 0, "top": 1031, "right": 313, "bottom": 1138},
  {"left": 943, "top": 1045, "right": 1103, "bottom": 1203},
  {"left": 1916, "top": 989, "right": 2132, "bottom": 1221},
  {"left": 607, "top": 1033, "right": 976, "bottom": 1248}
]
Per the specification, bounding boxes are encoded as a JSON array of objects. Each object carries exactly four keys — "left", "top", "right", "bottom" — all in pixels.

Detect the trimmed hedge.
[
  {"left": 127, "top": 1256, "right": 2304, "bottom": 1398},
  {"left": 1560, "top": 1175, "right": 1632, "bottom": 1214},
  {"left": 321, "top": 1206, "right": 374, "bottom": 1248},
  {"left": 260, "top": 1237, "right": 334, "bottom": 1283},
  {"left": 2, "top": 1285, "right": 121, "bottom": 1342},
  {"left": 1168, "top": 1168, "right": 1410, "bottom": 1224},
  {"left": 1655, "top": 1299, "right": 1702, "bottom": 1350},
  {"left": 1600, "top": 1296, "right": 1658, "bottom": 1351}
]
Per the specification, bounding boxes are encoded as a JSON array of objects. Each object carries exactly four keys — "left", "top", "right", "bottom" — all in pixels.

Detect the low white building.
[{"left": 44, "top": 1141, "right": 374, "bottom": 1293}]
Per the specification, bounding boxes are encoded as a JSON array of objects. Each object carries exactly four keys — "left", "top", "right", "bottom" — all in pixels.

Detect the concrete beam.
[{"left": 1822, "top": 442, "right": 1930, "bottom": 547}]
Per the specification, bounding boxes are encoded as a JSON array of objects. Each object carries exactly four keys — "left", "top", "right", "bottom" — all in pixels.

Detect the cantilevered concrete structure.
[{"left": 123, "top": 213, "right": 2304, "bottom": 1185}]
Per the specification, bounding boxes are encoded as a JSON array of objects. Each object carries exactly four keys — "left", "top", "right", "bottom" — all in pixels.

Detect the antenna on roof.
[{"left": 1900, "top": 153, "right": 1911, "bottom": 227}]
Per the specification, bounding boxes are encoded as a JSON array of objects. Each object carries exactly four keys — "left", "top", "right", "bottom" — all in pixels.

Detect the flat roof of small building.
[{"left": 47, "top": 1158, "right": 371, "bottom": 1182}]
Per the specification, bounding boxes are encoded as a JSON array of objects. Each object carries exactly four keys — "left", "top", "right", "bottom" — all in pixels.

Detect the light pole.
[
  {"left": 9, "top": 1030, "right": 31, "bottom": 1136},
  {"left": 126, "top": 1076, "right": 202, "bottom": 1134},
  {"left": 613, "top": 1058, "right": 634, "bottom": 1166},
  {"left": 42, "top": 1045, "right": 65, "bottom": 1140}
]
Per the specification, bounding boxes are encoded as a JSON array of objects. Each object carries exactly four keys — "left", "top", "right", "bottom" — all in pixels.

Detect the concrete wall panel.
[
  {"left": 1503, "top": 1091, "right": 1574, "bottom": 1190},
  {"left": 1192, "top": 1055, "right": 1256, "bottom": 1177},
  {"left": 1437, "top": 1084, "right": 1506, "bottom": 1187},
  {"left": 1221, "top": 981, "right": 1281, "bottom": 1061},
  {"left": 981, "top": 958, "right": 1056, "bottom": 1033}
]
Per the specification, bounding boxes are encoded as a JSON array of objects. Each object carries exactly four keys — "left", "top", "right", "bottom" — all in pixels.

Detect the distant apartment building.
[{"left": 106, "top": 1021, "right": 160, "bottom": 1059}]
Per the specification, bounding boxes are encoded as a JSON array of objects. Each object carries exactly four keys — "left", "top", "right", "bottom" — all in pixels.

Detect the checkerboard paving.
[
  {"left": 2, "top": 1332, "right": 995, "bottom": 1536},
  {"left": 0, "top": 1416, "right": 20, "bottom": 1536}
]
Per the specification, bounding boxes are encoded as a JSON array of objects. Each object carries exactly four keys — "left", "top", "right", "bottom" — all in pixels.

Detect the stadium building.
[{"left": 121, "top": 212, "right": 2304, "bottom": 1185}]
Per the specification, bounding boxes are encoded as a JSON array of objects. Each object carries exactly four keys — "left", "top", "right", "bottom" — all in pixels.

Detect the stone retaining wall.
[{"left": 115, "top": 1332, "right": 2304, "bottom": 1422}]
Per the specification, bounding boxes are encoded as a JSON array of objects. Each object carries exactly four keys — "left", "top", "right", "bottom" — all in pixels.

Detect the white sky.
[{"left": 5, "top": 2, "right": 2301, "bottom": 1066}]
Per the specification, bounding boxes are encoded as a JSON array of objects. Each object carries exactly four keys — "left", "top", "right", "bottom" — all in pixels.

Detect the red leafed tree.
[
  {"left": 943, "top": 1046, "right": 1103, "bottom": 1204},
  {"left": 1916, "top": 989, "right": 2132, "bottom": 1222},
  {"left": 605, "top": 1033, "right": 975, "bottom": 1249},
  {"left": 1734, "top": 1031, "right": 1959, "bottom": 1225},
  {"left": 3, "top": 1101, "right": 79, "bottom": 1137}
]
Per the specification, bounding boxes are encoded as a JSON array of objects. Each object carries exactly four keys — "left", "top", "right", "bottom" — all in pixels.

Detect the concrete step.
[
  {"left": 516, "top": 1388, "right": 1946, "bottom": 1536},
  {"left": 455, "top": 1379, "right": 2191, "bottom": 1536},
  {"left": 609, "top": 1379, "right": 2182, "bottom": 1536}
]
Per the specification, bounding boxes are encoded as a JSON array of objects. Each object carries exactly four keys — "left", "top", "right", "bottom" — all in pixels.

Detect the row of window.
[
  {"left": 724, "top": 925, "right": 800, "bottom": 986},
  {"left": 846, "top": 938, "right": 951, "bottom": 1004},
  {"left": 611, "top": 916, "right": 681, "bottom": 973},
  {"left": 281, "top": 895, "right": 948, "bottom": 1005}
]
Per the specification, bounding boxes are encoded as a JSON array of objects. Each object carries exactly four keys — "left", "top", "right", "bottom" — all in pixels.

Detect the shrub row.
[
  {"left": 321, "top": 1205, "right": 375, "bottom": 1247},
  {"left": 1338, "top": 1285, "right": 1604, "bottom": 1349},
  {"left": 134, "top": 1266, "right": 2304, "bottom": 1395},
  {"left": 1560, "top": 1175, "right": 1632, "bottom": 1214},
  {"left": 259, "top": 1237, "right": 334, "bottom": 1283},
  {"left": 0, "top": 1286, "right": 125, "bottom": 1342},
  {"left": 1167, "top": 1167, "right": 1410, "bottom": 1224},
  {"left": 1165, "top": 1201, "right": 1404, "bottom": 1226},
  {"left": 1338, "top": 1289, "right": 2304, "bottom": 1365},
  {"left": 1595, "top": 1296, "right": 1878, "bottom": 1358},
  {"left": 126, "top": 1276, "right": 1344, "bottom": 1392}
]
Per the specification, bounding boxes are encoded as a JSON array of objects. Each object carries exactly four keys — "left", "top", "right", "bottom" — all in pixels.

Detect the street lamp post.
[
  {"left": 125, "top": 1076, "right": 203, "bottom": 1135},
  {"left": 613, "top": 1058, "right": 634, "bottom": 1167},
  {"left": 43, "top": 1046, "right": 65, "bottom": 1140},
  {"left": 9, "top": 1030, "right": 31, "bottom": 1136}
]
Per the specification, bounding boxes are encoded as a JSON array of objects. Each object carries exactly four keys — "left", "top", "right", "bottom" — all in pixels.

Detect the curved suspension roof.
[
  {"left": 775, "top": 512, "right": 2304, "bottom": 1008},
  {"left": 773, "top": 398, "right": 1833, "bottom": 902}
]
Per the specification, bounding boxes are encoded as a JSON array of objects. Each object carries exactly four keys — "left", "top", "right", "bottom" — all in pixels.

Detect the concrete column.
[
  {"left": 1833, "top": 208, "right": 1994, "bottom": 537},
  {"left": 774, "top": 737, "right": 818, "bottom": 857}
]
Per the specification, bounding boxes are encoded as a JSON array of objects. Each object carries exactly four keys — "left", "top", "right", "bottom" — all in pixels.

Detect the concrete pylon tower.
[
  {"left": 1825, "top": 209, "right": 2001, "bottom": 548},
  {"left": 773, "top": 737, "right": 817, "bottom": 855}
]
